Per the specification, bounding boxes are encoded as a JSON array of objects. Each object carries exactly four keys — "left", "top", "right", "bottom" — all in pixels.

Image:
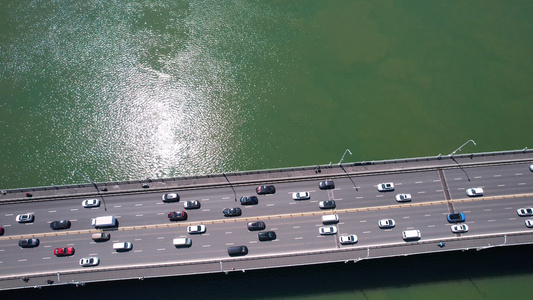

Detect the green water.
[{"left": 1, "top": 0, "right": 532, "bottom": 298}]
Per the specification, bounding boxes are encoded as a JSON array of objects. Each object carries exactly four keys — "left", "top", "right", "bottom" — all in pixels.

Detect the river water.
[{"left": 1, "top": 1, "right": 532, "bottom": 298}]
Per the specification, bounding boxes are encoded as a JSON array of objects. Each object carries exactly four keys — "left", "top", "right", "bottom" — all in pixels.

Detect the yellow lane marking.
[{"left": 1, "top": 193, "right": 532, "bottom": 241}]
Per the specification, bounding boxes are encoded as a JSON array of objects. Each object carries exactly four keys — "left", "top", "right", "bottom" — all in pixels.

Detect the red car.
[{"left": 54, "top": 247, "right": 75, "bottom": 256}]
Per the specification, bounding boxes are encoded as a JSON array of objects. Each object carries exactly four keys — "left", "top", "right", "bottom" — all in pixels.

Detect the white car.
[
  {"left": 377, "top": 182, "right": 395, "bottom": 192},
  {"left": 466, "top": 188, "right": 484, "bottom": 197},
  {"left": 517, "top": 207, "right": 533, "bottom": 216},
  {"left": 187, "top": 225, "right": 206, "bottom": 234},
  {"left": 451, "top": 224, "right": 469, "bottom": 233},
  {"left": 378, "top": 219, "right": 396, "bottom": 229},
  {"left": 529, "top": 164, "right": 533, "bottom": 172},
  {"left": 16, "top": 213, "right": 34, "bottom": 223},
  {"left": 183, "top": 200, "right": 201, "bottom": 209},
  {"left": 525, "top": 219, "right": 533, "bottom": 228},
  {"left": 162, "top": 193, "right": 179, "bottom": 202},
  {"left": 339, "top": 234, "right": 358, "bottom": 244},
  {"left": 395, "top": 194, "right": 411, "bottom": 202},
  {"left": 292, "top": 192, "right": 310, "bottom": 200},
  {"left": 79, "top": 257, "right": 99, "bottom": 267},
  {"left": 82, "top": 198, "right": 100, "bottom": 208},
  {"left": 319, "top": 226, "right": 338, "bottom": 235}
]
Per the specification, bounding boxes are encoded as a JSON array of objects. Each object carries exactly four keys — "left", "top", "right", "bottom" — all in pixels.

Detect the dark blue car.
[{"left": 447, "top": 213, "right": 466, "bottom": 223}]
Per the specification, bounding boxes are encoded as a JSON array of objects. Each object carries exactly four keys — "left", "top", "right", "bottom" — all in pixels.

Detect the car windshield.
[{"left": 451, "top": 214, "right": 460, "bottom": 219}]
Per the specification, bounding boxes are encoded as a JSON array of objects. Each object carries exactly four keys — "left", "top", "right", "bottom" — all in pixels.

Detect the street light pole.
[
  {"left": 72, "top": 169, "right": 107, "bottom": 211},
  {"left": 339, "top": 149, "right": 352, "bottom": 165},
  {"left": 449, "top": 140, "right": 476, "bottom": 156},
  {"left": 217, "top": 161, "right": 237, "bottom": 202}
]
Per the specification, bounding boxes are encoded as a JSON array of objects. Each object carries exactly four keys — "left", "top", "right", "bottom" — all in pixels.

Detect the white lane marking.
[
  {"left": 136, "top": 214, "right": 143, "bottom": 217},
  {"left": 48, "top": 210, "right": 57, "bottom": 213},
  {"left": 519, "top": 183, "right": 527, "bottom": 185},
  {"left": 505, "top": 207, "right": 513, "bottom": 210},
  {"left": 157, "top": 212, "right": 165, "bottom": 215},
  {"left": 494, "top": 174, "right": 501, "bottom": 177},
  {"left": 225, "top": 232, "right": 232, "bottom": 234},
  {"left": 134, "top": 250, "right": 142, "bottom": 253},
  {"left": 433, "top": 180, "right": 440, "bottom": 182},
  {"left": 403, "top": 216, "right": 410, "bottom": 219},
  {"left": 202, "top": 245, "right": 211, "bottom": 248},
  {"left": 0, "top": 249, "right": 4, "bottom": 252},
  {"left": 134, "top": 238, "right": 142, "bottom": 241},
  {"left": 359, "top": 220, "right": 367, "bottom": 223},
  {"left": 415, "top": 181, "right": 423, "bottom": 184},
  {"left": 114, "top": 205, "right": 122, "bottom": 208},
  {"left": 271, "top": 227, "right": 278, "bottom": 230},
  {"left": 70, "top": 208, "right": 78, "bottom": 211},
  {"left": 135, "top": 204, "right": 143, "bottom": 207},
  {"left": 157, "top": 237, "right": 165, "bottom": 240},
  {"left": 18, "top": 259, "right": 27, "bottom": 262},
  {"left": 156, "top": 202, "right": 164, "bottom": 205},
  {"left": 295, "top": 237, "right": 303, "bottom": 240},
  {"left": 222, "top": 197, "right": 230, "bottom": 200},
  {"left": 363, "top": 231, "right": 371, "bottom": 234},
  {"left": 202, "top": 198, "right": 209, "bottom": 201},
  {"left": 157, "top": 248, "right": 165, "bottom": 251},
  {"left": 515, "top": 173, "right": 523, "bottom": 176},
  {"left": 5, "top": 214, "right": 13, "bottom": 216},
  {"left": 42, "top": 257, "right": 51, "bottom": 260},
  {"left": 266, "top": 204, "right": 275, "bottom": 207},
  {"left": 356, "top": 197, "right": 364, "bottom": 199},
  {"left": 293, "top": 226, "right": 300, "bottom": 229},
  {"left": 488, "top": 220, "right": 495, "bottom": 222},
  {"left": 67, "top": 243, "right": 75, "bottom": 246},
  {"left": 498, "top": 184, "right": 505, "bottom": 187},
  {"left": 90, "top": 253, "right": 98, "bottom": 256},
  {"left": 428, "top": 225, "right": 436, "bottom": 228},
  {"left": 474, "top": 176, "right": 482, "bottom": 179},
  {"left": 396, "top": 183, "right": 402, "bottom": 186},
  {"left": 249, "top": 241, "right": 258, "bottom": 244},
  {"left": 225, "top": 242, "right": 234, "bottom": 246},
  {"left": 202, "top": 209, "right": 210, "bottom": 212},
  {"left": 24, "top": 223, "right": 33, "bottom": 225},
  {"left": 484, "top": 209, "right": 492, "bottom": 212},
  {"left": 376, "top": 195, "right": 384, "bottom": 198},
  {"left": 3, "top": 225, "right": 10, "bottom": 227},
  {"left": 44, "top": 245, "right": 51, "bottom": 248},
  {"left": 454, "top": 178, "right": 462, "bottom": 181},
  {"left": 418, "top": 191, "right": 426, "bottom": 194},
  {"left": 436, "top": 189, "right": 443, "bottom": 192},
  {"left": 289, "top": 202, "right": 297, "bottom": 205},
  {"left": 509, "top": 218, "right": 517, "bottom": 221}
]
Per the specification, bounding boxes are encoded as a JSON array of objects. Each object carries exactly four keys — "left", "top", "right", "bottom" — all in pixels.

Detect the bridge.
[{"left": 1, "top": 149, "right": 533, "bottom": 290}]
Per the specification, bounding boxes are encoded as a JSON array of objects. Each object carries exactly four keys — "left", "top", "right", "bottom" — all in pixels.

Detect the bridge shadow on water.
[{"left": 4, "top": 244, "right": 533, "bottom": 299}]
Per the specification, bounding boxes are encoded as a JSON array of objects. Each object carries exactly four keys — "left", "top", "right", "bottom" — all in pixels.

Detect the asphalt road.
[{"left": 1, "top": 162, "right": 532, "bottom": 278}]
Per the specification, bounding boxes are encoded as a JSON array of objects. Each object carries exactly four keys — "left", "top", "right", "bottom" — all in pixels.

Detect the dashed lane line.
[{"left": 2, "top": 192, "right": 533, "bottom": 241}]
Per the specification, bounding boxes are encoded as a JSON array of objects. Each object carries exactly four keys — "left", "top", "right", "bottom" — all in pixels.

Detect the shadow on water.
[{"left": 3, "top": 244, "right": 533, "bottom": 299}]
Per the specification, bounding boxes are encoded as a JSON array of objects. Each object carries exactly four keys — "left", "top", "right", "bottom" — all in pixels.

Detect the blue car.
[{"left": 447, "top": 212, "right": 466, "bottom": 223}]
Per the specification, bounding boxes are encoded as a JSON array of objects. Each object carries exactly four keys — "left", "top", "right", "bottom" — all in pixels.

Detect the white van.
[
  {"left": 113, "top": 242, "right": 133, "bottom": 251},
  {"left": 92, "top": 216, "right": 117, "bottom": 228},
  {"left": 322, "top": 214, "right": 339, "bottom": 224},
  {"left": 173, "top": 238, "right": 192, "bottom": 247},
  {"left": 402, "top": 229, "right": 421, "bottom": 241}
]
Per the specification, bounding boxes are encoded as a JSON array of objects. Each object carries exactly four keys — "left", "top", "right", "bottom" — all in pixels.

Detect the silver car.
[
  {"left": 79, "top": 257, "right": 100, "bottom": 267},
  {"left": 451, "top": 224, "right": 469, "bottom": 233},
  {"left": 16, "top": 213, "right": 34, "bottom": 223},
  {"left": 517, "top": 208, "right": 533, "bottom": 216},
  {"left": 395, "top": 194, "right": 411, "bottom": 202},
  {"left": 319, "top": 226, "right": 338, "bottom": 235},
  {"left": 339, "top": 234, "right": 358, "bottom": 244},
  {"left": 292, "top": 192, "right": 310, "bottom": 200},
  {"left": 466, "top": 188, "right": 484, "bottom": 197},
  {"left": 82, "top": 199, "right": 100, "bottom": 208},
  {"left": 378, "top": 219, "right": 396, "bottom": 229},
  {"left": 187, "top": 225, "right": 206, "bottom": 234},
  {"left": 377, "top": 182, "right": 395, "bottom": 192}
]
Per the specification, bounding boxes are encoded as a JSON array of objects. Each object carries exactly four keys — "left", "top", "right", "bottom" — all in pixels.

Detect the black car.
[
  {"left": 19, "top": 238, "right": 40, "bottom": 248},
  {"left": 247, "top": 221, "right": 266, "bottom": 231},
  {"left": 50, "top": 220, "right": 71, "bottom": 230},
  {"left": 256, "top": 185, "right": 276, "bottom": 195},
  {"left": 240, "top": 196, "right": 258, "bottom": 205},
  {"left": 168, "top": 211, "right": 188, "bottom": 221},
  {"left": 319, "top": 180, "right": 335, "bottom": 190},
  {"left": 258, "top": 231, "right": 277, "bottom": 241},
  {"left": 227, "top": 245, "right": 248, "bottom": 256},
  {"left": 223, "top": 207, "right": 242, "bottom": 217}
]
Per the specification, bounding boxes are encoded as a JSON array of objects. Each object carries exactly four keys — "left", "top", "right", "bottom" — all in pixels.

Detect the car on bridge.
[
  {"left": 258, "top": 231, "right": 277, "bottom": 241},
  {"left": 451, "top": 224, "right": 469, "bottom": 233},
  {"left": 447, "top": 213, "right": 466, "bottom": 223},
  {"left": 80, "top": 257, "right": 99, "bottom": 267},
  {"left": 187, "top": 225, "right": 206, "bottom": 234},
  {"left": 113, "top": 242, "right": 133, "bottom": 251},
  {"left": 82, "top": 198, "right": 100, "bottom": 208},
  {"left": 319, "top": 200, "right": 336, "bottom": 209},
  {"left": 319, "top": 226, "right": 337, "bottom": 235},
  {"left": 162, "top": 193, "right": 180, "bottom": 202},
  {"left": 240, "top": 196, "right": 259, "bottom": 205},
  {"left": 525, "top": 219, "right": 533, "bottom": 228},
  {"left": 50, "top": 220, "right": 71, "bottom": 230},
  {"left": 183, "top": 200, "right": 201, "bottom": 209},
  {"left": 247, "top": 221, "right": 266, "bottom": 231},
  {"left": 0, "top": 227, "right": 4, "bottom": 235},
  {"left": 395, "top": 193, "right": 412, "bottom": 202},
  {"left": 292, "top": 191, "right": 310, "bottom": 200},
  {"left": 256, "top": 185, "right": 276, "bottom": 195},
  {"left": 223, "top": 207, "right": 242, "bottom": 217},
  {"left": 517, "top": 207, "right": 533, "bottom": 217},
  {"left": 318, "top": 180, "right": 335, "bottom": 190},
  {"left": 466, "top": 188, "right": 484, "bottom": 197},
  {"left": 339, "top": 234, "right": 358, "bottom": 244},
  {"left": 19, "top": 238, "right": 39, "bottom": 248},
  {"left": 378, "top": 219, "right": 396, "bottom": 229},
  {"left": 227, "top": 245, "right": 248, "bottom": 256},
  {"left": 377, "top": 182, "right": 395, "bottom": 192},
  {"left": 16, "top": 213, "right": 34, "bottom": 223},
  {"left": 168, "top": 211, "right": 187, "bottom": 221},
  {"left": 54, "top": 247, "right": 75, "bottom": 256}
]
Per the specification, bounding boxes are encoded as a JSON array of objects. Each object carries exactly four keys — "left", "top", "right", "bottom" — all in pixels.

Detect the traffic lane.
[
  {"left": 451, "top": 197, "right": 533, "bottom": 235},
  {"left": 445, "top": 164, "right": 532, "bottom": 199},
  {"left": 335, "top": 203, "right": 453, "bottom": 246}
]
